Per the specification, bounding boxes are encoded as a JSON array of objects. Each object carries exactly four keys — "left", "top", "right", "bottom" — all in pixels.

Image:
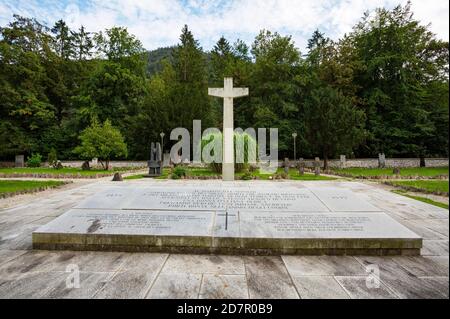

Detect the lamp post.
[
  {"left": 160, "top": 132, "right": 165, "bottom": 153},
  {"left": 292, "top": 132, "right": 297, "bottom": 161}
]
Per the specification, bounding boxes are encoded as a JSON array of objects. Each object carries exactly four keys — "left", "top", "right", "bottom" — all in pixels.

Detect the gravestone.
[
  {"left": 298, "top": 158, "right": 305, "bottom": 175},
  {"left": 314, "top": 157, "right": 321, "bottom": 176},
  {"left": 33, "top": 185, "right": 423, "bottom": 255},
  {"left": 209, "top": 78, "right": 249, "bottom": 181},
  {"left": 15, "top": 155, "right": 24, "bottom": 168},
  {"left": 146, "top": 142, "right": 162, "bottom": 177},
  {"left": 378, "top": 153, "right": 386, "bottom": 168},
  {"left": 340, "top": 155, "right": 346, "bottom": 169},
  {"left": 283, "top": 158, "right": 290, "bottom": 174}
]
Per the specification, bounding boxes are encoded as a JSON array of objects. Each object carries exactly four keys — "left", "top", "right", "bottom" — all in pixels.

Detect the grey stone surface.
[
  {"left": 1, "top": 179, "right": 446, "bottom": 298},
  {"left": 282, "top": 256, "right": 366, "bottom": 276},
  {"left": 335, "top": 276, "right": 398, "bottom": 299},
  {"left": 292, "top": 276, "right": 350, "bottom": 299},
  {"left": 162, "top": 255, "right": 245, "bottom": 275},
  {"left": 422, "top": 240, "right": 449, "bottom": 256},
  {"left": 239, "top": 211, "right": 419, "bottom": 242},
  {"left": 244, "top": 256, "right": 299, "bottom": 299},
  {"left": 126, "top": 187, "right": 329, "bottom": 212},
  {"left": 34, "top": 209, "right": 214, "bottom": 237},
  {"left": 309, "top": 187, "right": 380, "bottom": 212},
  {"left": 147, "top": 273, "right": 202, "bottom": 299},
  {"left": 199, "top": 274, "right": 248, "bottom": 299}
]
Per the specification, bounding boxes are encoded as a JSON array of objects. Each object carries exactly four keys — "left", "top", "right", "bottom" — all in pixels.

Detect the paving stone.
[
  {"left": 400, "top": 220, "right": 447, "bottom": 240},
  {"left": 335, "top": 276, "right": 398, "bottom": 299},
  {"left": 0, "top": 271, "right": 67, "bottom": 298},
  {"left": 161, "top": 255, "right": 245, "bottom": 275},
  {"left": 146, "top": 273, "right": 202, "bottom": 299},
  {"left": 381, "top": 276, "right": 449, "bottom": 299},
  {"left": 93, "top": 253, "right": 168, "bottom": 299},
  {"left": 0, "top": 250, "right": 27, "bottom": 266},
  {"left": 45, "top": 272, "right": 113, "bottom": 299},
  {"left": 282, "top": 256, "right": 366, "bottom": 276},
  {"left": 392, "top": 256, "right": 449, "bottom": 277},
  {"left": 422, "top": 240, "right": 449, "bottom": 256},
  {"left": 199, "top": 274, "right": 248, "bottom": 299},
  {"left": 244, "top": 256, "right": 299, "bottom": 299},
  {"left": 291, "top": 276, "right": 350, "bottom": 299}
]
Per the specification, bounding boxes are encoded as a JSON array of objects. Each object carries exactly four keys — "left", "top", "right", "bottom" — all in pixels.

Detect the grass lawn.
[
  {"left": 392, "top": 190, "right": 449, "bottom": 210},
  {"left": 0, "top": 180, "right": 67, "bottom": 195},
  {"left": 332, "top": 167, "right": 448, "bottom": 178},
  {"left": 388, "top": 180, "right": 449, "bottom": 195},
  {"left": 0, "top": 167, "right": 136, "bottom": 176},
  {"left": 125, "top": 167, "right": 336, "bottom": 181},
  {"left": 124, "top": 168, "right": 171, "bottom": 180}
]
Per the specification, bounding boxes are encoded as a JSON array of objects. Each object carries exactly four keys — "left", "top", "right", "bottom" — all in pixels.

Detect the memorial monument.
[
  {"left": 208, "top": 78, "right": 249, "bottom": 181},
  {"left": 33, "top": 184, "right": 422, "bottom": 255},
  {"left": 146, "top": 142, "right": 162, "bottom": 177}
]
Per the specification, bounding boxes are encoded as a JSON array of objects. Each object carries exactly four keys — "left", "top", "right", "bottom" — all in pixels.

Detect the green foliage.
[
  {"left": 171, "top": 166, "right": 187, "bottom": 179},
  {"left": 27, "top": 153, "right": 42, "bottom": 167},
  {"left": 74, "top": 120, "right": 127, "bottom": 170},
  {"left": 0, "top": 180, "right": 66, "bottom": 194},
  {"left": 47, "top": 148, "right": 58, "bottom": 167},
  {"left": 0, "top": 5, "right": 448, "bottom": 162},
  {"left": 201, "top": 131, "right": 257, "bottom": 173}
]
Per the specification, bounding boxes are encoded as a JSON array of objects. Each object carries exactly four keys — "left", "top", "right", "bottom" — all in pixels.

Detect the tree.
[
  {"left": 249, "top": 30, "right": 301, "bottom": 156},
  {"left": 303, "top": 85, "right": 366, "bottom": 169},
  {"left": 74, "top": 119, "right": 127, "bottom": 170},
  {"left": 71, "top": 26, "right": 93, "bottom": 61},
  {"left": 51, "top": 20, "right": 74, "bottom": 60},
  {"left": 348, "top": 2, "right": 449, "bottom": 157}
]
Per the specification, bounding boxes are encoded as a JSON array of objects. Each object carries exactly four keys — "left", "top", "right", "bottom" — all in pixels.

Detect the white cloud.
[{"left": 0, "top": 0, "right": 448, "bottom": 51}]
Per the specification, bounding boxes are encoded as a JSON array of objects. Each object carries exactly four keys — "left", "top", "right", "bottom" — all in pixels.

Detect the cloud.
[{"left": 0, "top": 0, "right": 448, "bottom": 51}]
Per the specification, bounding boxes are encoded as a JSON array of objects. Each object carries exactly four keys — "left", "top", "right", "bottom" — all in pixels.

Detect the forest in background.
[{"left": 0, "top": 2, "right": 448, "bottom": 164}]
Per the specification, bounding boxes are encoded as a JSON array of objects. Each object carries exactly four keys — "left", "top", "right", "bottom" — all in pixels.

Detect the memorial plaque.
[
  {"left": 239, "top": 211, "right": 420, "bottom": 239},
  {"left": 309, "top": 187, "right": 380, "bottom": 212},
  {"left": 125, "top": 187, "right": 329, "bottom": 212},
  {"left": 35, "top": 209, "right": 214, "bottom": 237},
  {"left": 75, "top": 187, "right": 137, "bottom": 209}
]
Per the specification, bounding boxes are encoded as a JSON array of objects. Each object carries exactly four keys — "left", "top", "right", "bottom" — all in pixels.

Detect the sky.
[{"left": 0, "top": 0, "right": 448, "bottom": 51}]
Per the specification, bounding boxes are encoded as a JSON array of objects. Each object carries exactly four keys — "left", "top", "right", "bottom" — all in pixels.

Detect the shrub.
[
  {"left": 171, "top": 166, "right": 187, "bottom": 179},
  {"left": 47, "top": 148, "right": 58, "bottom": 168},
  {"left": 200, "top": 131, "right": 257, "bottom": 174},
  {"left": 27, "top": 153, "right": 42, "bottom": 167}
]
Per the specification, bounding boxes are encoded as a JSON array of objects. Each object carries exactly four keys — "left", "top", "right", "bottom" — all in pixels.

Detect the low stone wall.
[
  {"left": 283, "top": 158, "right": 448, "bottom": 168},
  {"left": 58, "top": 161, "right": 148, "bottom": 169},
  {"left": 1, "top": 158, "right": 448, "bottom": 169}
]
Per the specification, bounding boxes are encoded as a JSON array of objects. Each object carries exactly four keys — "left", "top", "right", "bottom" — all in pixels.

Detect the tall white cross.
[{"left": 208, "top": 78, "right": 249, "bottom": 181}]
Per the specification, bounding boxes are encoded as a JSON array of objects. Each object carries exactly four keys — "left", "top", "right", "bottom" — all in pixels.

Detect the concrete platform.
[{"left": 32, "top": 185, "right": 422, "bottom": 255}]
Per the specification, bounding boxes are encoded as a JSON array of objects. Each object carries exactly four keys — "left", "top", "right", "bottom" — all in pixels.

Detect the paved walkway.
[{"left": 0, "top": 179, "right": 448, "bottom": 299}]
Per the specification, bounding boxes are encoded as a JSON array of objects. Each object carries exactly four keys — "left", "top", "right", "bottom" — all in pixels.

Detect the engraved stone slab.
[
  {"left": 34, "top": 209, "right": 214, "bottom": 237},
  {"left": 125, "top": 187, "right": 329, "bottom": 212},
  {"left": 75, "top": 188, "right": 137, "bottom": 210},
  {"left": 239, "top": 212, "right": 420, "bottom": 240},
  {"left": 309, "top": 188, "right": 380, "bottom": 212}
]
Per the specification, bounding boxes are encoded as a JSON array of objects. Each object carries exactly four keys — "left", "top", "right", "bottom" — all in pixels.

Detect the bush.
[
  {"left": 201, "top": 131, "right": 257, "bottom": 174},
  {"left": 171, "top": 166, "right": 187, "bottom": 179},
  {"left": 47, "top": 148, "right": 58, "bottom": 168},
  {"left": 27, "top": 153, "right": 42, "bottom": 167}
]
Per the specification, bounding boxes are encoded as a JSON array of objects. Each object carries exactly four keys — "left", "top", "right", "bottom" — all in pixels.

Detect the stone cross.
[
  {"left": 298, "top": 158, "right": 305, "bottom": 175},
  {"left": 209, "top": 78, "right": 249, "bottom": 181},
  {"left": 314, "top": 157, "right": 321, "bottom": 176},
  {"left": 283, "top": 158, "right": 290, "bottom": 174}
]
